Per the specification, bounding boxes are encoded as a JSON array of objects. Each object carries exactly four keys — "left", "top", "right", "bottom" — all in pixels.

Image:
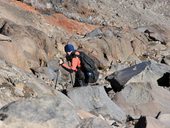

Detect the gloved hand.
[{"left": 58, "top": 58, "right": 64, "bottom": 65}]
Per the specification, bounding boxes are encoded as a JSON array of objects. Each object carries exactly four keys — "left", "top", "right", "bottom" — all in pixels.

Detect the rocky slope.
[{"left": 0, "top": 0, "right": 170, "bottom": 128}]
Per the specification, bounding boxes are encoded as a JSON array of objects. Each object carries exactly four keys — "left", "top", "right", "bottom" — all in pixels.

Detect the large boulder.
[
  {"left": 105, "top": 61, "right": 150, "bottom": 92},
  {"left": 0, "top": 59, "right": 57, "bottom": 108},
  {"left": 0, "top": 94, "right": 80, "bottom": 128},
  {"left": 0, "top": 18, "right": 56, "bottom": 71},
  {"left": 113, "top": 61, "right": 170, "bottom": 116},
  {"left": 67, "top": 86, "right": 126, "bottom": 123}
]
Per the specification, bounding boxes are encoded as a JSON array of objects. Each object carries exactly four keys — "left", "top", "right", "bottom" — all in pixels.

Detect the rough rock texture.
[
  {"left": 69, "top": 26, "right": 149, "bottom": 69},
  {"left": 105, "top": 61, "right": 150, "bottom": 92},
  {"left": 0, "top": 18, "right": 56, "bottom": 71},
  {"left": 113, "top": 61, "right": 170, "bottom": 116},
  {"left": 0, "top": 0, "right": 169, "bottom": 128},
  {"left": 0, "top": 59, "right": 58, "bottom": 108},
  {"left": 0, "top": 95, "right": 80, "bottom": 128},
  {"left": 67, "top": 86, "right": 126, "bottom": 123},
  {"left": 77, "top": 117, "right": 112, "bottom": 128},
  {"left": 158, "top": 114, "right": 170, "bottom": 127},
  {"left": 20, "top": 0, "right": 170, "bottom": 28},
  {"left": 136, "top": 25, "right": 170, "bottom": 44}
]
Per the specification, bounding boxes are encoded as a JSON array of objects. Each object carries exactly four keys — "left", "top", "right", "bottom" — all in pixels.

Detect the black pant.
[
  {"left": 73, "top": 69, "right": 99, "bottom": 87},
  {"left": 74, "top": 70, "right": 87, "bottom": 87}
]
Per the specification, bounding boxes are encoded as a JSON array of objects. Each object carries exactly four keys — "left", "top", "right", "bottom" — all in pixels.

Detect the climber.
[{"left": 59, "top": 43, "right": 99, "bottom": 87}]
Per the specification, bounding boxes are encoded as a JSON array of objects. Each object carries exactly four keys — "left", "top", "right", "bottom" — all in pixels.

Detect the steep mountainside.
[{"left": 0, "top": 0, "right": 170, "bottom": 128}]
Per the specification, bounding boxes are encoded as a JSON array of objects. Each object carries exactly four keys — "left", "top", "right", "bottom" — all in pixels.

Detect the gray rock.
[
  {"left": 136, "top": 25, "right": 170, "bottom": 44},
  {"left": 0, "top": 59, "right": 59, "bottom": 108},
  {"left": 0, "top": 94, "right": 80, "bottom": 128},
  {"left": 67, "top": 86, "right": 126, "bottom": 123},
  {"left": 78, "top": 117, "right": 112, "bottom": 128},
  {"left": 30, "top": 66, "right": 61, "bottom": 89},
  {"left": 158, "top": 114, "right": 170, "bottom": 127},
  {"left": 105, "top": 61, "right": 151, "bottom": 92},
  {"left": 113, "top": 61, "right": 170, "bottom": 116},
  {"left": 85, "top": 28, "right": 103, "bottom": 38},
  {"left": 0, "top": 18, "right": 56, "bottom": 71},
  {"left": 0, "top": 34, "right": 12, "bottom": 42}
]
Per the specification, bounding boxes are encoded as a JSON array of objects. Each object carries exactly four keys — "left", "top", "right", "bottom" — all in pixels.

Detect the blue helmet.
[{"left": 64, "top": 44, "right": 75, "bottom": 52}]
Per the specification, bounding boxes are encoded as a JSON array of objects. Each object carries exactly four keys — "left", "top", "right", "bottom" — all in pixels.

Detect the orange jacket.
[{"left": 61, "top": 52, "right": 81, "bottom": 72}]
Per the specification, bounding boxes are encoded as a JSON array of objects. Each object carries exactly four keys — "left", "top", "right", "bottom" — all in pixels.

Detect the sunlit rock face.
[
  {"left": 0, "top": 0, "right": 170, "bottom": 128},
  {"left": 110, "top": 61, "right": 170, "bottom": 116},
  {"left": 0, "top": 95, "right": 80, "bottom": 128},
  {"left": 0, "top": 18, "right": 56, "bottom": 71},
  {"left": 20, "top": 0, "right": 170, "bottom": 28}
]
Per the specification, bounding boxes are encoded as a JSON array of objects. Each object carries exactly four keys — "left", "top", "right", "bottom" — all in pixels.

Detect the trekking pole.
[
  {"left": 67, "top": 61, "right": 74, "bottom": 87},
  {"left": 70, "top": 72, "right": 74, "bottom": 86},
  {"left": 54, "top": 69, "right": 59, "bottom": 89}
]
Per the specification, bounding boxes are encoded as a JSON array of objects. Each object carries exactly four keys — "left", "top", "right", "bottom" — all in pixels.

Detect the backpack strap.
[
  {"left": 66, "top": 51, "right": 77, "bottom": 61},
  {"left": 66, "top": 51, "right": 80, "bottom": 60}
]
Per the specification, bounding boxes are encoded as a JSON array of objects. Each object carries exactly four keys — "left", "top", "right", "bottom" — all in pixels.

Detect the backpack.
[{"left": 68, "top": 51, "right": 99, "bottom": 83}]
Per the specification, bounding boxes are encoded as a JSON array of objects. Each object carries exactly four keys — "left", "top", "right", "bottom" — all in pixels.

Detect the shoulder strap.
[{"left": 66, "top": 50, "right": 79, "bottom": 61}]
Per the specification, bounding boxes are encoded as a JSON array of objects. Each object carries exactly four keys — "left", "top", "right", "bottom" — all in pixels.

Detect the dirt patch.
[
  {"left": 10, "top": 0, "right": 38, "bottom": 13},
  {"left": 6, "top": 0, "right": 98, "bottom": 36},
  {"left": 45, "top": 13, "right": 98, "bottom": 35}
]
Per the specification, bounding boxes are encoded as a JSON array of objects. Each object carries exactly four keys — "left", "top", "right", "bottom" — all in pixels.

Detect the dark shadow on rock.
[
  {"left": 160, "top": 56, "right": 166, "bottom": 64},
  {"left": 134, "top": 116, "right": 146, "bottom": 128},
  {"left": 126, "top": 115, "right": 135, "bottom": 122},
  {"left": 157, "top": 72, "right": 170, "bottom": 87},
  {"left": 0, "top": 21, "right": 7, "bottom": 35},
  {"left": 155, "top": 111, "right": 161, "bottom": 119},
  {"left": 105, "top": 61, "right": 151, "bottom": 92},
  {"left": 0, "top": 113, "right": 8, "bottom": 121},
  {"left": 61, "top": 89, "right": 68, "bottom": 96},
  {"left": 144, "top": 29, "right": 159, "bottom": 42},
  {"left": 104, "top": 86, "right": 113, "bottom": 94},
  {"left": 30, "top": 68, "right": 37, "bottom": 76},
  {"left": 105, "top": 77, "right": 124, "bottom": 92}
]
